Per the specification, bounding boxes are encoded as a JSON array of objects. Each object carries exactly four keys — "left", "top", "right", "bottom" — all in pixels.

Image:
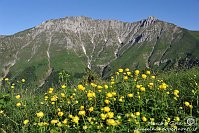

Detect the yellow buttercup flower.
[
  {"left": 135, "top": 112, "right": 140, "bottom": 116},
  {"left": 128, "top": 93, "right": 133, "bottom": 98},
  {"left": 104, "top": 84, "right": 109, "bottom": 89},
  {"left": 51, "top": 119, "right": 58, "bottom": 124},
  {"left": 15, "top": 95, "right": 21, "bottom": 99},
  {"left": 123, "top": 76, "right": 128, "bottom": 80},
  {"left": 89, "top": 107, "right": 94, "bottom": 112},
  {"left": 97, "top": 85, "right": 103, "bottom": 89},
  {"left": 151, "top": 75, "right": 155, "bottom": 79},
  {"left": 141, "top": 74, "right": 147, "bottom": 79},
  {"left": 184, "top": 101, "right": 190, "bottom": 107},
  {"left": 104, "top": 99, "right": 110, "bottom": 104},
  {"left": 106, "top": 119, "right": 117, "bottom": 126},
  {"left": 83, "top": 125, "right": 88, "bottom": 130},
  {"left": 80, "top": 106, "right": 84, "bottom": 110},
  {"left": 16, "top": 102, "right": 21, "bottom": 107},
  {"left": 100, "top": 113, "right": 107, "bottom": 120},
  {"left": 62, "top": 119, "right": 68, "bottom": 125},
  {"left": 90, "top": 83, "right": 97, "bottom": 87},
  {"left": 21, "top": 79, "right": 25, "bottom": 83},
  {"left": 146, "top": 70, "right": 151, "bottom": 75},
  {"left": 107, "top": 112, "right": 114, "bottom": 118},
  {"left": 72, "top": 116, "right": 79, "bottom": 124},
  {"left": 61, "top": 85, "right": 66, "bottom": 89},
  {"left": 5, "top": 78, "right": 9, "bottom": 81},
  {"left": 103, "top": 107, "right": 110, "bottom": 112},
  {"left": 58, "top": 111, "right": 64, "bottom": 117},
  {"left": 174, "top": 116, "right": 180, "bottom": 122},
  {"left": 136, "top": 85, "right": 141, "bottom": 89},
  {"left": 78, "top": 84, "right": 85, "bottom": 91},
  {"left": 78, "top": 110, "right": 86, "bottom": 116},
  {"left": 118, "top": 68, "right": 123, "bottom": 73},
  {"left": 106, "top": 92, "right": 113, "bottom": 98},
  {"left": 134, "top": 70, "right": 140, "bottom": 75},
  {"left": 60, "top": 93, "right": 66, "bottom": 98},
  {"left": 23, "top": 119, "right": 29, "bottom": 125},
  {"left": 36, "top": 111, "right": 44, "bottom": 118},
  {"left": 140, "top": 87, "right": 146, "bottom": 92},
  {"left": 125, "top": 68, "right": 130, "bottom": 72},
  {"left": 142, "top": 116, "right": 147, "bottom": 122}
]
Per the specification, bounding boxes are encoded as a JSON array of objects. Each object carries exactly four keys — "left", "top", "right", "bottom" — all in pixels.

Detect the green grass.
[{"left": 0, "top": 67, "right": 198, "bottom": 132}]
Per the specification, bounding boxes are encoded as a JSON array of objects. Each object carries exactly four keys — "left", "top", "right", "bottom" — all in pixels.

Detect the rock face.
[{"left": 0, "top": 16, "right": 199, "bottom": 86}]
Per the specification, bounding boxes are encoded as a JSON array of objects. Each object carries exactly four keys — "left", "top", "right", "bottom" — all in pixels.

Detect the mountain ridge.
[{"left": 0, "top": 16, "right": 199, "bottom": 88}]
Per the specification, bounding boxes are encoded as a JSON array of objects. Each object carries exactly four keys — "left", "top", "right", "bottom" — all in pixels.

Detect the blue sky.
[{"left": 0, "top": 0, "right": 199, "bottom": 35}]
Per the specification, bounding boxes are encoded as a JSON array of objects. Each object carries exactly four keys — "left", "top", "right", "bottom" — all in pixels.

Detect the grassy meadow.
[{"left": 0, "top": 68, "right": 199, "bottom": 133}]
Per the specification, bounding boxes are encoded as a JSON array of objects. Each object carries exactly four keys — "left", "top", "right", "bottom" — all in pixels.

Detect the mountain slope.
[{"left": 0, "top": 16, "right": 199, "bottom": 87}]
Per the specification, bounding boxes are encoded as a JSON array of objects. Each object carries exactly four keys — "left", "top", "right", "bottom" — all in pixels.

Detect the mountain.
[{"left": 0, "top": 16, "right": 199, "bottom": 88}]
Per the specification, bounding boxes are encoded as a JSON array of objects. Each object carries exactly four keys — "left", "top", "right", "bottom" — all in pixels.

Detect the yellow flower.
[
  {"left": 159, "top": 83, "right": 167, "bottom": 90},
  {"left": 189, "top": 105, "right": 193, "bottom": 108},
  {"left": 61, "top": 85, "right": 66, "bottom": 89},
  {"left": 135, "top": 112, "right": 140, "bottom": 116},
  {"left": 115, "top": 72, "right": 119, "bottom": 75},
  {"left": 11, "top": 85, "right": 15, "bottom": 89},
  {"left": 151, "top": 75, "right": 155, "bottom": 79},
  {"left": 125, "top": 68, "right": 130, "bottom": 72},
  {"left": 173, "top": 89, "right": 179, "bottom": 97},
  {"left": 112, "top": 92, "right": 117, "bottom": 96},
  {"left": 106, "top": 119, "right": 117, "bottom": 126},
  {"left": 174, "top": 116, "right": 180, "bottom": 122},
  {"left": 104, "top": 99, "right": 110, "bottom": 104},
  {"left": 140, "top": 87, "right": 146, "bottom": 92},
  {"left": 21, "top": 79, "right": 25, "bottom": 83},
  {"left": 5, "top": 78, "right": 9, "bottom": 81},
  {"left": 142, "top": 116, "right": 147, "bottom": 122},
  {"left": 89, "top": 107, "right": 94, "bottom": 112},
  {"left": 16, "top": 102, "right": 21, "bottom": 107},
  {"left": 72, "top": 116, "right": 79, "bottom": 124},
  {"left": 23, "top": 119, "right": 29, "bottom": 125},
  {"left": 78, "top": 84, "right": 85, "bottom": 91},
  {"left": 83, "top": 125, "right": 88, "bottom": 130},
  {"left": 100, "top": 113, "right": 107, "bottom": 120},
  {"left": 36, "top": 111, "right": 44, "bottom": 118},
  {"left": 51, "top": 95, "right": 58, "bottom": 102},
  {"left": 80, "top": 106, "right": 84, "bottom": 110},
  {"left": 103, "top": 107, "right": 110, "bottom": 112},
  {"left": 127, "top": 71, "right": 131, "bottom": 76},
  {"left": 136, "top": 85, "right": 141, "bottom": 89},
  {"left": 90, "top": 83, "right": 97, "bottom": 87},
  {"left": 57, "top": 122, "right": 62, "bottom": 127},
  {"left": 123, "top": 76, "right": 128, "bottom": 80},
  {"left": 51, "top": 119, "right": 58, "bottom": 124},
  {"left": 118, "top": 68, "right": 123, "bottom": 73},
  {"left": 146, "top": 70, "right": 151, "bottom": 75},
  {"left": 78, "top": 110, "right": 86, "bottom": 116},
  {"left": 184, "top": 101, "right": 190, "bottom": 107},
  {"left": 107, "top": 112, "right": 114, "bottom": 118},
  {"left": 166, "top": 91, "right": 170, "bottom": 94},
  {"left": 62, "top": 119, "right": 68, "bottom": 125},
  {"left": 87, "top": 91, "right": 95, "bottom": 98},
  {"left": 127, "top": 93, "right": 133, "bottom": 98},
  {"left": 141, "top": 74, "right": 147, "bottom": 79},
  {"left": 97, "top": 85, "right": 103, "bottom": 89},
  {"left": 104, "top": 85, "right": 109, "bottom": 89},
  {"left": 58, "top": 111, "right": 64, "bottom": 117},
  {"left": 134, "top": 70, "right": 140, "bottom": 75},
  {"left": 60, "top": 93, "right": 65, "bottom": 98},
  {"left": 49, "top": 88, "right": 54, "bottom": 91},
  {"left": 15, "top": 95, "right": 21, "bottom": 99},
  {"left": 134, "top": 130, "right": 140, "bottom": 133},
  {"left": 106, "top": 92, "right": 113, "bottom": 98},
  {"left": 111, "top": 81, "right": 115, "bottom": 85}
]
